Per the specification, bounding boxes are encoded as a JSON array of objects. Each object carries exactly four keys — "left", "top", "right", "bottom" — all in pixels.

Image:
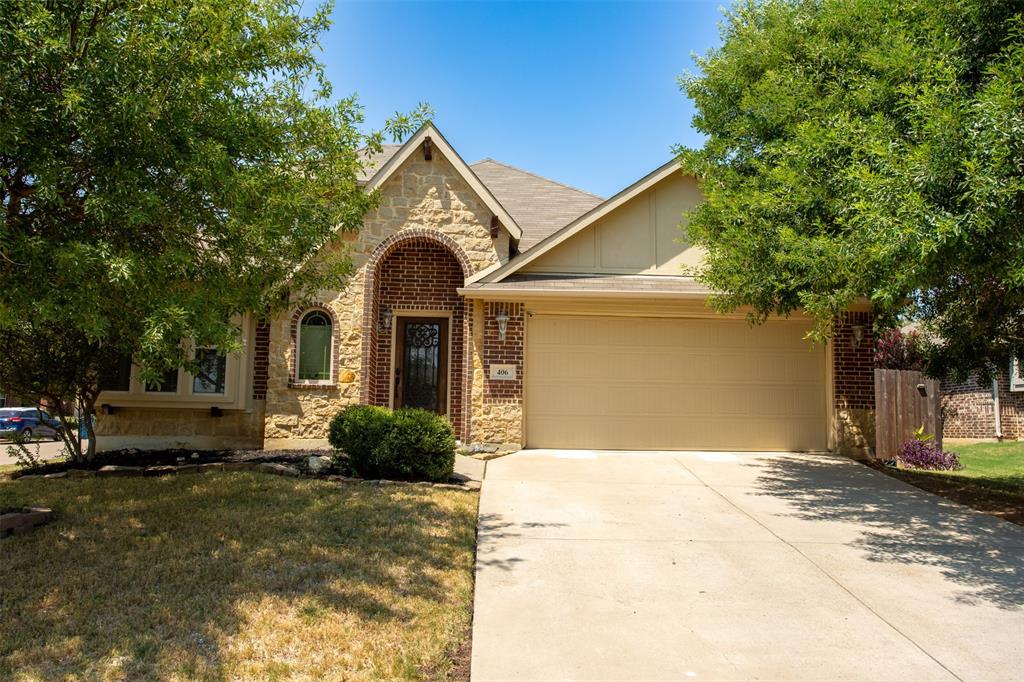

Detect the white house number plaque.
[{"left": 489, "top": 364, "right": 516, "bottom": 381}]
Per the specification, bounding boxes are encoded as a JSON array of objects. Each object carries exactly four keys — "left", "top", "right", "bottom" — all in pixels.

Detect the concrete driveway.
[{"left": 471, "top": 450, "right": 1024, "bottom": 681}]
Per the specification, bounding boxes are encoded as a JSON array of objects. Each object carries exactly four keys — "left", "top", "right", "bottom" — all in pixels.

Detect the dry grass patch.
[{"left": 0, "top": 473, "right": 478, "bottom": 680}]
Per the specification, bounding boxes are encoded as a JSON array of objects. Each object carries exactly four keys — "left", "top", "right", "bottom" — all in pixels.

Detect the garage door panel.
[{"left": 525, "top": 315, "right": 827, "bottom": 451}]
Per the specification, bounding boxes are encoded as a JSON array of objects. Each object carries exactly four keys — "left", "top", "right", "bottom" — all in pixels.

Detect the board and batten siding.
[{"left": 522, "top": 173, "right": 704, "bottom": 276}]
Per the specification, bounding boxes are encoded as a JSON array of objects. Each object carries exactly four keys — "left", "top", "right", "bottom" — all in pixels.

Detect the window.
[
  {"left": 193, "top": 349, "right": 227, "bottom": 394},
  {"left": 1012, "top": 358, "right": 1024, "bottom": 392},
  {"left": 99, "top": 354, "right": 133, "bottom": 392},
  {"left": 145, "top": 367, "right": 179, "bottom": 393},
  {"left": 298, "top": 310, "right": 332, "bottom": 382}
]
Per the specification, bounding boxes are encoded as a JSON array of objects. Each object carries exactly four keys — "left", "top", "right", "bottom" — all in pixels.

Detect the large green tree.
[
  {"left": 679, "top": 0, "right": 1024, "bottom": 379},
  {"left": 0, "top": 0, "right": 409, "bottom": 460}
]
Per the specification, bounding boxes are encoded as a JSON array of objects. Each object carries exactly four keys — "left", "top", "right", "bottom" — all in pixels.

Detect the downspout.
[{"left": 993, "top": 379, "right": 1003, "bottom": 440}]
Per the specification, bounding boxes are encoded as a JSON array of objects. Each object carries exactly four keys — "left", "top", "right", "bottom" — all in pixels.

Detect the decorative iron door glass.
[{"left": 396, "top": 317, "right": 449, "bottom": 414}]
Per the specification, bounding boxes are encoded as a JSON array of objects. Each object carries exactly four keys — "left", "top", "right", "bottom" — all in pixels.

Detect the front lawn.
[
  {"left": 0, "top": 473, "right": 478, "bottom": 680},
  {"left": 877, "top": 440, "right": 1024, "bottom": 525}
]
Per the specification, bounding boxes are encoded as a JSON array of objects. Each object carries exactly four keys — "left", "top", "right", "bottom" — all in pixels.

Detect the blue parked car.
[{"left": 0, "top": 407, "right": 63, "bottom": 441}]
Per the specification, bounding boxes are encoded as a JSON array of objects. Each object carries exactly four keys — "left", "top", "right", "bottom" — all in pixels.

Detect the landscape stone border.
[
  {"left": 12, "top": 459, "right": 480, "bottom": 491},
  {"left": 0, "top": 506, "right": 53, "bottom": 539}
]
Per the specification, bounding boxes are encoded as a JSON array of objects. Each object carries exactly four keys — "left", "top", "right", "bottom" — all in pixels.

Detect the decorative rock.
[
  {"left": 97, "top": 465, "right": 145, "bottom": 478},
  {"left": 307, "top": 455, "right": 332, "bottom": 474},
  {"left": 257, "top": 462, "right": 300, "bottom": 477},
  {"left": 432, "top": 482, "right": 464, "bottom": 490},
  {"left": 0, "top": 507, "right": 53, "bottom": 538},
  {"left": 198, "top": 462, "right": 224, "bottom": 473},
  {"left": 67, "top": 469, "right": 96, "bottom": 478},
  {"left": 145, "top": 465, "right": 178, "bottom": 476},
  {"left": 176, "top": 464, "right": 200, "bottom": 474},
  {"left": 478, "top": 443, "right": 499, "bottom": 453},
  {"left": 43, "top": 471, "right": 68, "bottom": 479},
  {"left": 221, "top": 461, "right": 258, "bottom": 472},
  {"left": 462, "top": 480, "right": 482, "bottom": 491},
  {"left": 16, "top": 474, "right": 43, "bottom": 479}
]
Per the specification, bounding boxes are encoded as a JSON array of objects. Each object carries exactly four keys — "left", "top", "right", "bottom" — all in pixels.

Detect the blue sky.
[{"left": 321, "top": 1, "right": 724, "bottom": 198}]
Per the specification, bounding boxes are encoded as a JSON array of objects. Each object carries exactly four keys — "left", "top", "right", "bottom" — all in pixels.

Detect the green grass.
[
  {"left": 0, "top": 473, "right": 478, "bottom": 680},
  {"left": 939, "top": 440, "right": 1024, "bottom": 496}
]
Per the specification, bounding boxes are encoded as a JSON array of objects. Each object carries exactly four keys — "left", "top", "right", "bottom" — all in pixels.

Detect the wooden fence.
[{"left": 874, "top": 369, "right": 942, "bottom": 459}]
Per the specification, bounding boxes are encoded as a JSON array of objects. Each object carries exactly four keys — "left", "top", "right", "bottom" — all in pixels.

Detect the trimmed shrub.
[
  {"left": 897, "top": 439, "right": 962, "bottom": 471},
  {"left": 373, "top": 408, "right": 456, "bottom": 482},
  {"left": 327, "top": 405, "right": 394, "bottom": 477},
  {"left": 874, "top": 328, "right": 928, "bottom": 371}
]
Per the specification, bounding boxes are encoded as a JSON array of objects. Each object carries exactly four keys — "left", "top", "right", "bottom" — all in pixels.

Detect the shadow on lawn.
[
  {"left": 747, "top": 456, "right": 1024, "bottom": 610},
  {"left": 0, "top": 474, "right": 477, "bottom": 680}
]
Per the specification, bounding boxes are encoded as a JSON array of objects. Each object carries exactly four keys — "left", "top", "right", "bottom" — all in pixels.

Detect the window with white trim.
[
  {"left": 193, "top": 348, "right": 227, "bottom": 394},
  {"left": 297, "top": 310, "right": 333, "bottom": 382},
  {"left": 1012, "top": 358, "right": 1024, "bottom": 392}
]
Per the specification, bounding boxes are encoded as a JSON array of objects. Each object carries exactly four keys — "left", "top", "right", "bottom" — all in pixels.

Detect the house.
[
  {"left": 94, "top": 124, "right": 876, "bottom": 455},
  {"left": 943, "top": 360, "right": 1024, "bottom": 440}
]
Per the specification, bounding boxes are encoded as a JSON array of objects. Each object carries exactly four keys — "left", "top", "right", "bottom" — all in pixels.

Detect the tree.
[
  {"left": 678, "top": 0, "right": 1024, "bottom": 380},
  {"left": 0, "top": 0, "right": 421, "bottom": 461}
]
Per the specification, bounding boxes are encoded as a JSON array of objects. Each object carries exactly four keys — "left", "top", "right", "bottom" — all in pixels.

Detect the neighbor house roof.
[
  {"left": 357, "top": 144, "right": 403, "bottom": 183},
  {"left": 469, "top": 159, "right": 604, "bottom": 251}
]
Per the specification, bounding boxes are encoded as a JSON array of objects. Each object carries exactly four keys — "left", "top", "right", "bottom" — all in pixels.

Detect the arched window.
[{"left": 297, "top": 310, "right": 333, "bottom": 382}]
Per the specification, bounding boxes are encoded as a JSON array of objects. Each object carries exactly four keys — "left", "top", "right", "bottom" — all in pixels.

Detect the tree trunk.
[
  {"left": 49, "top": 394, "right": 84, "bottom": 464},
  {"left": 82, "top": 394, "right": 98, "bottom": 462}
]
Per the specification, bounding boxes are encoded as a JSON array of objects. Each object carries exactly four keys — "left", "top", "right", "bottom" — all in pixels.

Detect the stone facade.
[
  {"left": 94, "top": 404, "right": 265, "bottom": 450},
  {"left": 262, "top": 150, "right": 508, "bottom": 446},
  {"left": 833, "top": 311, "right": 876, "bottom": 456},
  {"left": 943, "top": 370, "right": 1024, "bottom": 440}
]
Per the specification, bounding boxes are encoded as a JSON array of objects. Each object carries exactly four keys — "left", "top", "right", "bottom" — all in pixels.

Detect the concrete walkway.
[{"left": 471, "top": 450, "right": 1024, "bottom": 681}]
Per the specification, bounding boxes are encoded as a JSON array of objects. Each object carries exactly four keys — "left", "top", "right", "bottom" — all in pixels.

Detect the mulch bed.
[
  {"left": 5, "top": 448, "right": 314, "bottom": 478},
  {"left": 867, "top": 462, "right": 1024, "bottom": 526}
]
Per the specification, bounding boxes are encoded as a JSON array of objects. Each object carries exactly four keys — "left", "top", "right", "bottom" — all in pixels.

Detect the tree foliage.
[
  {"left": 0, "top": 0, "right": 403, "bottom": 459},
  {"left": 678, "top": 0, "right": 1024, "bottom": 380}
]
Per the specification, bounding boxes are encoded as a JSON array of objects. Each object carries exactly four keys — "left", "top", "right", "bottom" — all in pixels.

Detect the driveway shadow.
[{"left": 746, "top": 456, "right": 1024, "bottom": 610}]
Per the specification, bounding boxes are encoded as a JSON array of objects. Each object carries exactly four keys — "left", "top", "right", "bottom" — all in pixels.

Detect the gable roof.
[
  {"left": 475, "top": 159, "right": 685, "bottom": 284},
  {"left": 362, "top": 124, "right": 523, "bottom": 241},
  {"left": 469, "top": 159, "right": 603, "bottom": 251}
]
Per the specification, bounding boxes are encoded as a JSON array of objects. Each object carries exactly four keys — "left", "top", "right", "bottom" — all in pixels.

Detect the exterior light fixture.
[
  {"left": 495, "top": 310, "right": 510, "bottom": 342},
  {"left": 379, "top": 307, "right": 393, "bottom": 332},
  {"left": 850, "top": 325, "right": 865, "bottom": 349}
]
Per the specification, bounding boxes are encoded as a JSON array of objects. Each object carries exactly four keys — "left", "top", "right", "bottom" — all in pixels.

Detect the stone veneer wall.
[
  {"left": 369, "top": 242, "right": 469, "bottom": 438},
  {"left": 94, "top": 406, "right": 265, "bottom": 451},
  {"left": 833, "top": 311, "right": 876, "bottom": 456},
  {"left": 262, "top": 151, "right": 505, "bottom": 445},
  {"left": 470, "top": 301, "right": 524, "bottom": 445},
  {"left": 942, "top": 370, "right": 1024, "bottom": 440}
]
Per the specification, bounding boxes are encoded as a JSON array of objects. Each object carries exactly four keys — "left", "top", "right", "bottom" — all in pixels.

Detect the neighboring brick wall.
[
  {"left": 834, "top": 311, "right": 876, "bottom": 456},
  {"left": 252, "top": 320, "right": 270, "bottom": 400},
  {"left": 368, "top": 241, "right": 469, "bottom": 439},
  {"left": 943, "top": 369, "right": 1024, "bottom": 439}
]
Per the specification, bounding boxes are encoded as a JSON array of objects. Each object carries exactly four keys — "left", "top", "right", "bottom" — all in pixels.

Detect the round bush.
[
  {"left": 372, "top": 408, "right": 456, "bottom": 482},
  {"left": 327, "top": 405, "right": 394, "bottom": 476}
]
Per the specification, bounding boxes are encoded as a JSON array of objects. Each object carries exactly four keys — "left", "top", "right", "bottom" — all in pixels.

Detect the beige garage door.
[{"left": 525, "top": 315, "right": 827, "bottom": 451}]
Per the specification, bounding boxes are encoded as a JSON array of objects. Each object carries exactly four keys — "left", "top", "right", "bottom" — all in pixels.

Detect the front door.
[{"left": 394, "top": 316, "right": 449, "bottom": 414}]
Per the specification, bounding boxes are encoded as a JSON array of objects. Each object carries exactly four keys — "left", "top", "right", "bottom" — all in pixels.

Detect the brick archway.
[{"left": 359, "top": 230, "right": 473, "bottom": 439}]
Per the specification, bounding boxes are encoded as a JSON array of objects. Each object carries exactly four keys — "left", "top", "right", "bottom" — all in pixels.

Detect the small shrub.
[
  {"left": 874, "top": 328, "right": 927, "bottom": 371},
  {"left": 897, "top": 439, "right": 962, "bottom": 471},
  {"left": 327, "top": 405, "right": 394, "bottom": 477},
  {"left": 373, "top": 408, "right": 456, "bottom": 482}
]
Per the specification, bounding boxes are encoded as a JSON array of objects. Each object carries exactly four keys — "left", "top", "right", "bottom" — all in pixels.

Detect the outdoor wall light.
[
  {"left": 379, "top": 307, "right": 393, "bottom": 332},
  {"left": 850, "top": 324, "right": 866, "bottom": 349},
  {"left": 495, "top": 310, "right": 510, "bottom": 342}
]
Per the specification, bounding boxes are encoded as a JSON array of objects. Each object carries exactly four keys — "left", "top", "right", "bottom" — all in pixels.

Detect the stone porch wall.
[
  {"left": 94, "top": 403, "right": 265, "bottom": 451},
  {"left": 263, "top": 151, "right": 506, "bottom": 445}
]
